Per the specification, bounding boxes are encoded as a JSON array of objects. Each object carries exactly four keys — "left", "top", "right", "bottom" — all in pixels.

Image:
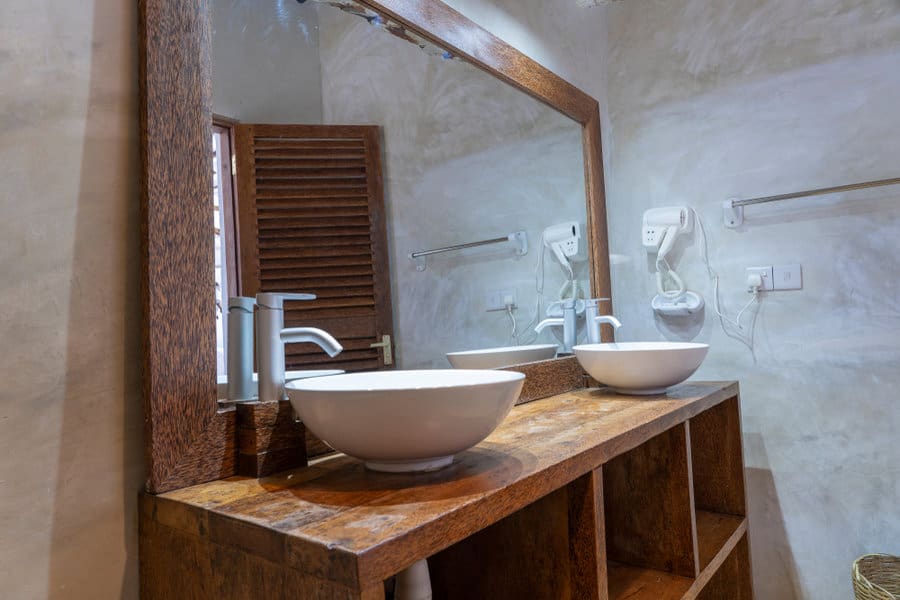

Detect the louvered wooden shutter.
[{"left": 235, "top": 124, "right": 394, "bottom": 372}]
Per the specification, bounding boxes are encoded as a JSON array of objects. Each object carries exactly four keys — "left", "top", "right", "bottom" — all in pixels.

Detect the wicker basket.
[{"left": 854, "top": 554, "right": 900, "bottom": 600}]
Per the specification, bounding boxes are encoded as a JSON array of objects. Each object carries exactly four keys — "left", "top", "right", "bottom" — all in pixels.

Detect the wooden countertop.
[{"left": 143, "top": 381, "right": 739, "bottom": 591}]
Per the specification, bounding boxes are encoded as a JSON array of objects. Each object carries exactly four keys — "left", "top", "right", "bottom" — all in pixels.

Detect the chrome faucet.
[
  {"left": 584, "top": 298, "right": 621, "bottom": 344},
  {"left": 535, "top": 298, "right": 578, "bottom": 353},
  {"left": 256, "top": 292, "right": 343, "bottom": 403}
]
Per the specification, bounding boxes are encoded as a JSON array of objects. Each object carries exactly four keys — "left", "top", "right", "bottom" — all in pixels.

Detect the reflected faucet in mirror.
[
  {"left": 584, "top": 298, "right": 621, "bottom": 344},
  {"left": 256, "top": 292, "right": 343, "bottom": 403},
  {"left": 535, "top": 298, "right": 579, "bottom": 354}
]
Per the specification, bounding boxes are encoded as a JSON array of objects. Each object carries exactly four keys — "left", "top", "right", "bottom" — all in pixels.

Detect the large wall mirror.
[
  {"left": 141, "top": 0, "right": 610, "bottom": 492},
  {"left": 212, "top": 0, "right": 591, "bottom": 376}
]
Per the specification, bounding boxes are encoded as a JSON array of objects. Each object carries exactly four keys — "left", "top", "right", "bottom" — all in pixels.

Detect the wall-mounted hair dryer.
[
  {"left": 642, "top": 207, "right": 703, "bottom": 315},
  {"left": 643, "top": 207, "right": 693, "bottom": 261}
]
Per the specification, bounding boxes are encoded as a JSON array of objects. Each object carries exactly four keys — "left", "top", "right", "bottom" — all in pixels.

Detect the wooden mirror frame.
[{"left": 139, "top": 0, "right": 611, "bottom": 493}]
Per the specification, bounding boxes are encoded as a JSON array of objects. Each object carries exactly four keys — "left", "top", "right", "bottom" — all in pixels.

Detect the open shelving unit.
[
  {"left": 428, "top": 394, "right": 752, "bottom": 600},
  {"left": 141, "top": 383, "right": 751, "bottom": 600}
]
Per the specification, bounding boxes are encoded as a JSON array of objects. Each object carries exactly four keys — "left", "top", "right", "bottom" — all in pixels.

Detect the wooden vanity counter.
[{"left": 141, "top": 381, "right": 752, "bottom": 600}]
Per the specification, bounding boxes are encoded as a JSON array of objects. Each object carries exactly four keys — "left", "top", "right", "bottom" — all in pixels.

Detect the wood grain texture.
[
  {"left": 688, "top": 396, "right": 747, "bottom": 516},
  {"left": 607, "top": 562, "right": 694, "bottom": 600},
  {"left": 139, "top": 0, "right": 219, "bottom": 494},
  {"left": 429, "top": 487, "right": 573, "bottom": 600},
  {"left": 149, "top": 383, "right": 738, "bottom": 591},
  {"left": 696, "top": 533, "right": 752, "bottom": 600},
  {"left": 502, "top": 355, "right": 587, "bottom": 405},
  {"left": 695, "top": 511, "right": 744, "bottom": 571},
  {"left": 141, "top": 0, "right": 613, "bottom": 492},
  {"left": 235, "top": 400, "right": 308, "bottom": 477},
  {"left": 603, "top": 423, "right": 698, "bottom": 578},
  {"left": 568, "top": 468, "right": 607, "bottom": 600}
]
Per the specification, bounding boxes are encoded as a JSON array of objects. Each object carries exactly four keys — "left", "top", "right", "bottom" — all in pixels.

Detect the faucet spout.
[
  {"left": 281, "top": 327, "right": 343, "bottom": 358},
  {"left": 594, "top": 315, "right": 622, "bottom": 330},
  {"left": 534, "top": 318, "right": 564, "bottom": 334}
]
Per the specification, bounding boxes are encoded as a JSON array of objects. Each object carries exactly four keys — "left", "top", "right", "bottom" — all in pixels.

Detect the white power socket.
[
  {"left": 486, "top": 289, "right": 517, "bottom": 312},
  {"left": 745, "top": 266, "right": 774, "bottom": 291}
]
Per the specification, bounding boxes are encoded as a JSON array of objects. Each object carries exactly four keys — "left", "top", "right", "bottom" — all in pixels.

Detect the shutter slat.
[
  {"left": 258, "top": 235, "right": 372, "bottom": 249},
  {"left": 259, "top": 246, "right": 371, "bottom": 260},
  {"left": 254, "top": 148, "right": 366, "bottom": 159},
  {"left": 260, "top": 266, "right": 374, "bottom": 280},
  {"left": 254, "top": 158, "right": 366, "bottom": 168},
  {"left": 253, "top": 167, "right": 367, "bottom": 178},
  {"left": 258, "top": 225, "right": 371, "bottom": 238},
  {"left": 255, "top": 188, "right": 370, "bottom": 199}
]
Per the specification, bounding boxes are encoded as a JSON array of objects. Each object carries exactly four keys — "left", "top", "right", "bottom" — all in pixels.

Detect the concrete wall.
[
  {"left": 0, "top": 0, "right": 142, "bottom": 598},
  {"left": 601, "top": 1, "right": 900, "bottom": 598},
  {"left": 318, "top": 8, "right": 588, "bottom": 368},
  {"left": 211, "top": 0, "right": 322, "bottom": 123}
]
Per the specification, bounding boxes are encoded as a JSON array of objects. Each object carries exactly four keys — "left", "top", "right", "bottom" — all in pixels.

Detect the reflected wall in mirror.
[{"left": 211, "top": 0, "right": 591, "bottom": 380}]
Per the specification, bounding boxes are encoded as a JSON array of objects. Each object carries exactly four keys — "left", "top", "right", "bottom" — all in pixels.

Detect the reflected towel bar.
[
  {"left": 724, "top": 176, "right": 900, "bottom": 228},
  {"left": 409, "top": 231, "right": 528, "bottom": 271}
]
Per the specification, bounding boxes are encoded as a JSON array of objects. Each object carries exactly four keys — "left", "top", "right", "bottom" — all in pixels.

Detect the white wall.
[
  {"left": 211, "top": 0, "right": 323, "bottom": 122},
  {"left": 0, "top": 0, "right": 142, "bottom": 598},
  {"left": 601, "top": 1, "right": 900, "bottom": 598}
]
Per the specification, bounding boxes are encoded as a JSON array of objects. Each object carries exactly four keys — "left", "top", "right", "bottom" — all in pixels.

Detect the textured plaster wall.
[
  {"left": 211, "top": 0, "right": 323, "bottom": 123},
  {"left": 318, "top": 8, "right": 589, "bottom": 368},
  {"left": 601, "top": 1, "right": 900, "bottom": 598},
  {"left": 0, "top": 0, "right": 142, "bottom": 599}
]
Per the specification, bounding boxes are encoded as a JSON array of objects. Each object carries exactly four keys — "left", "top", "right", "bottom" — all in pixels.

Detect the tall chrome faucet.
[
  {"left": 535, "top": 298, "right": 578, "bottom": 353},
  {"left": 256, "top": 292, "right": 343, "bottom": 403},
  {"left": 584, "top": 298, "right": 621, "bottom": 344}
]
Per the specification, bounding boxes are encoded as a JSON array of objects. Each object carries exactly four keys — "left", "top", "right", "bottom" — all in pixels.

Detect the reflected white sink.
[
  {"left": 217, "top": 370, "right": 344, "bottom": 400},
  {"left": 286, "top": 369, "right": 525, "bottom": 472},
  {"left": 446, "top": 344, "right": 558, "bottom": 369},
  {"left": 573, "top": 342, "right": 709, "bottom": 395}
]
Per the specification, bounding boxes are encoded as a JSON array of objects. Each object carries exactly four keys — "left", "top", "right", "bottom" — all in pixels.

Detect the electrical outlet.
[
  {"left": 773, "top": 264, "right": 802, "bottom": 290},
  {"left": 486, "top": 289, "right": 517, "bottom": 312},
  {"left": 746, "top": 266, "right": 774, "bottom": 291}
]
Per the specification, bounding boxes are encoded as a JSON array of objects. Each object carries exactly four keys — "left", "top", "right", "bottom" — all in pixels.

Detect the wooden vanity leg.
[{"left": 567, "top": 467, "right": 607, "bottom": 600}]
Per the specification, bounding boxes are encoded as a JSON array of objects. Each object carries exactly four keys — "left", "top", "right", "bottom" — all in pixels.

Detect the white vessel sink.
[
  {"left": 573, "top": 342, "right": 709, "bottom": 395},
  {"left": 446, "top": 344, "right": 558, "bottom": 369},
  {"left": 286, "top": 369, "right": 525, "bottom": 472},
  {"left": 217, "top": 370, "right": 344, "bottom": 400}
]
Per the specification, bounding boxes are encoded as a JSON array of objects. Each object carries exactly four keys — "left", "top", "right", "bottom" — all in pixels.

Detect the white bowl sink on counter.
[
  {"left": 446, "top": 344, "right": 558, "bottom": 369},
  {"left": 217, "top": 369, "right": 344, "bottom": 400},
  {"left": 286, "top": 369, "right": 525, "bottom": 473},
  {"left": 573, "top": 342, "right": 709, "bottom": 395}
]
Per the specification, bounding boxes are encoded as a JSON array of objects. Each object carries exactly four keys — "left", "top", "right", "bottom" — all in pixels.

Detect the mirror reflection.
[{"left": 211, "top": 0, "right": 590, "bottom": 395}]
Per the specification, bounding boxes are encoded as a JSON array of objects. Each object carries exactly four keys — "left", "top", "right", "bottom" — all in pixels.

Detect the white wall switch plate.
[
  {"left": 746, "top": 266, "right": 774, "bottom": 291},
  {"left": 486, "top": 289, "right": 517, "bottom": 311},
  {"left": 773, "top": 264, "right": 802, "bottom": 290}
]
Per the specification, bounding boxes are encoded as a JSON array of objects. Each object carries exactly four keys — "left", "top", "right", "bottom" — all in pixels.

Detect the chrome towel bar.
[
  {"left": 409, "top": 231, "right": 528, "bottom": 271},
  {"left": 724, "top": 176, "right": 900, "bottom": 227}
]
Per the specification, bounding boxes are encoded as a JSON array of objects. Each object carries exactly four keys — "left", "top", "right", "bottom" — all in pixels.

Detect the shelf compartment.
[
  {"left": 429, "top": 468, "right": 604, "bottom": 600},
  {"left": 603, "top": 423, "right": 698, "bottom": 579},
  {"left": 607, "top": 562, "right": 693, "bottom": 600},
  {"left": 696, "top": 533, "right": 752, "bottom": 600},
  {"left": 695, "top": 511, "right": 745, "bottom": 572},
  {"left": 688, "top": 396, "right": 747, "bottom": 517}
]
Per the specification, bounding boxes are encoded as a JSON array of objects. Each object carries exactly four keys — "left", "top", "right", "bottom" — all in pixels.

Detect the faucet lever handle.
[{"left": 256, "top": 292, "right": 317, "bottom": 309}]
